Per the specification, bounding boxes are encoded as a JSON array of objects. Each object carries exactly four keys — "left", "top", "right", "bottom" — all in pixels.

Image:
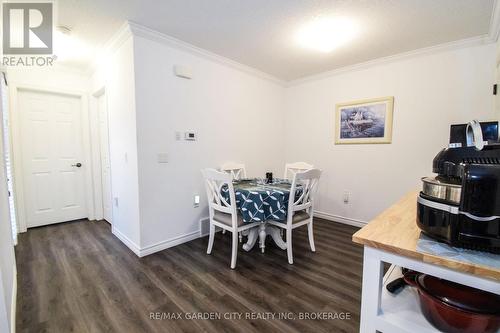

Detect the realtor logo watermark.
[{"left": 2, "top": 2, "right": 54, "bottom": 66}]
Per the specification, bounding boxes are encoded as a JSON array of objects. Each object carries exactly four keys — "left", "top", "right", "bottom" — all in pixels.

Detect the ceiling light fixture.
[{"left": 295, "top": 17, "right": 358, "bottom": 53}]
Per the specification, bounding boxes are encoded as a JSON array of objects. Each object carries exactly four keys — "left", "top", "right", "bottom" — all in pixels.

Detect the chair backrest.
[
  {"left": 201, "top": 168, "right": 238, "bottom": 220},
  {"left": 288, "top": 168, "right": 322, "bottom": 222},
  {"left": 221, "top": 162, "right": 247, "bottom": 180},
  {"left": 284, "top": 162, "right": 313, "bottom": 179}
]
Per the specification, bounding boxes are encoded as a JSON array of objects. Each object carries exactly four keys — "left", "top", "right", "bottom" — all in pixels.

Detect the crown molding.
[
  {"left": 126, "top": 21, "right": 286, "bottom": 87},
  {"left": 489, "top": 0, "right": 500, "bottom": 42},
  {"left": 90, "top": 12, "right": 496, "bottom": 85},
  {"left": 287, "top": 35, "right": 492, "bottom": 87},
  {"left": 106, "top": 21, "right": 134, "bottom": 54},
  {"left": 86, "top": 21, "right": 133, "bottom": 75}
]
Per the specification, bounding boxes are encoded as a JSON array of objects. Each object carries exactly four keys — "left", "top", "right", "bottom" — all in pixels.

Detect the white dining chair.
[
  {"left": 284, "top": 162, "right": 313, "bottom": 180},
  {"left": 201, "top": 168, "right": 259, "bottom": 269},
  {"left": 220, "top": 162, "right": 247, "bottom": 180},
  {"left": 268, "top": 168, "right": 322, "bottom": 264},
  {"left": 220, "top": 162, "right": 247, "bottom": 238}
]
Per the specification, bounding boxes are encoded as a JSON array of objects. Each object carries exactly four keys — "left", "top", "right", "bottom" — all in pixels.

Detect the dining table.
[{"left": 221, "top": 178, "right": 301, "bottom": 253}]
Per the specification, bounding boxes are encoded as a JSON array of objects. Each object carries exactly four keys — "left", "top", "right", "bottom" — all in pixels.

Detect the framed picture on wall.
[{"left": 335, "top": 96, "right": 394, "bottom": 144}]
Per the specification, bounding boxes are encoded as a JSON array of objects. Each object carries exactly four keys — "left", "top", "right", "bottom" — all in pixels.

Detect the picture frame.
[{"left": 335, "top": 96, "right": 394, "bottom": 144}]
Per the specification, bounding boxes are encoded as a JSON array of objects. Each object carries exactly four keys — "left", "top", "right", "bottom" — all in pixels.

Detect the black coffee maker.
[{"left": 417, "top": 120, "right": 500, "bottom": 253}]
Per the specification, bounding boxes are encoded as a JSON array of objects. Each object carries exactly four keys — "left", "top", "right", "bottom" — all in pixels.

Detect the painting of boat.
[
  {"left": 346, "top": 111, "right": 374, "bottom": 130},
  {"left": 335, "top": 97, "right": 394, "bottom": 144}
]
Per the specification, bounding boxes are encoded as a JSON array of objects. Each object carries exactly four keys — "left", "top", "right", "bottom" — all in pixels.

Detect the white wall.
[
  {"left": 284, "top": 43, "right": 496, "bottom": 224},
  {"left": 132, "top": 35, "right": 285, "bottom": 249},
  {"left": 91, "top": 36, "right": 142, "bottom": 248},
  {"left": 6, "top": 66, "right": 89, "bottom": 92},
  {"left": 0, "top": 81, "right": 16, "bottom": 333}
]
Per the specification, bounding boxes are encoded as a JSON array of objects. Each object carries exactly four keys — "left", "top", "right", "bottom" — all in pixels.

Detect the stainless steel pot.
[{"left": 421, "top": 177, "right": 462, "bottom": 205}]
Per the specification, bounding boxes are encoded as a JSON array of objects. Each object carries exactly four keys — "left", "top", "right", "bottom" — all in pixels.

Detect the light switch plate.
[
  {"left": 343, "top": 191, "right": 350, "bottom": 204},
  {"left": 157, "top": 153, "right": 169, "bottom": 163}
]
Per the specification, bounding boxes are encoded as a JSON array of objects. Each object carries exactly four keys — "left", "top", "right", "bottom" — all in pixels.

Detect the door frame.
[
  {"left": 9, "top": 83, "right": 95, "bottom": 232},
  {"left": 91, "top": 86, "right": 113, "bottom": 223}
]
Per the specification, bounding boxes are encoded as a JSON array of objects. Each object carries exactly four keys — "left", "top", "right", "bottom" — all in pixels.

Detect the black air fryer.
[{"left": 417, "top": 120, "right": 500, "bottom": 253}]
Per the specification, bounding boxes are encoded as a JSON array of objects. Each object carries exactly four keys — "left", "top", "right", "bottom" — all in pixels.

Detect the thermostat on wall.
[{"left": 185, "top": 132, "right": 197, "bottom": 141}]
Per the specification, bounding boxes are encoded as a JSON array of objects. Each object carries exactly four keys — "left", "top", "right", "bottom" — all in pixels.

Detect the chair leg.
[
  {"left": 239, "top": 232, "right": 242, "bottom": 243},
  {"left": 286, "top": 228, "right": 293, "bottom": 264},
  {"left": 231, "top": 231, "right": 238, "bottom": 269},
  {"left": 308, "top": 221, "right": 316, "bottom": 252},
  {"left": 222, "top": 229, "right": 226, "bottom": 234},
  {"left": 207, "top": 223, "right": 215, "bottom": 254}
]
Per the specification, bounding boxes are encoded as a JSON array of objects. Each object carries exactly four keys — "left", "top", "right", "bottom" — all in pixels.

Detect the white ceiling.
[{"left": 58, "top": 0, "right": 495, "bottom": 81}]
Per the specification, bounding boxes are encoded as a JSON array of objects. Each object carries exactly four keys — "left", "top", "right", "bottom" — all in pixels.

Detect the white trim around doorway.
[
  {"left": 9, "top": 83, "right": 97, "bottom": 232},
  {"left": 89, "top": 86, "right": 113, "bottom": 223}
]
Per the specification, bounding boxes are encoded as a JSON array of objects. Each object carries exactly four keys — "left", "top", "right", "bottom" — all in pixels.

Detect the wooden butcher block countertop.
[{"left": 352, "top": 191, "right": 500, "bottom": 281}]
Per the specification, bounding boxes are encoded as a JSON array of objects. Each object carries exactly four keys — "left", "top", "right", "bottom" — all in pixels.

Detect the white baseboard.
[
  {"left": 314, "top": 210, "right": 367, "bottom": 228},
  {"left": 139, "top": 231, "right": 200, "bottom": 257},
  {"left": 11, "top": 264, "right": 16, "bottom": 333},
  {"left": 112, "top": 225, "right": 201, "bottom": 257},
  {"left": 112, "top": 212, "right": 365, "bottom": 259},
  {"left": 111, "top": 226, "right": 141, "bottom": 256}
]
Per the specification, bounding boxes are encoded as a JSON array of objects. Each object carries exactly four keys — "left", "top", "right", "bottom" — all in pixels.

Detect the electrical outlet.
[
  {"left": 114, "top": 197, "right": 119, "bottom": 207},
  {"left": 343, "top": 191, "right": 350, "bottom": 204},
  {"left": 194, "top": 195, "right": 200, "bottom": 208}
]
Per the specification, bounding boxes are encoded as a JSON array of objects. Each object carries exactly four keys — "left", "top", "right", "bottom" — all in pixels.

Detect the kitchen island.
[{"left": 352, "top": 191, "right": 500, "bottom": 333}]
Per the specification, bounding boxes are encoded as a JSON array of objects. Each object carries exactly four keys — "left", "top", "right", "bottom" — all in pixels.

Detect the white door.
[
  {"left": 18, "top": 90, "right": 87, "bottom": 228},
  {"left": 97, "top": 92, "right": 112, "bottom": 223}
]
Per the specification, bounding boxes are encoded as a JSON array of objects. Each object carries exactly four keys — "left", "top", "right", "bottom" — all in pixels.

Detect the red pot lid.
[{"left": 416, "top": 274, "right": 500, "bottom": 315}]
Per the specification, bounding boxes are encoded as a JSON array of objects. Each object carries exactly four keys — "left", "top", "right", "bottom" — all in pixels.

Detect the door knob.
[{"left": 72, "top": 163, "right": 82, "bottom": 168}]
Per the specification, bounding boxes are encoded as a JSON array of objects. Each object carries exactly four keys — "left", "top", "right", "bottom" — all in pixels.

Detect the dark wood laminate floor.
[{"left": 16, "top": 218, "right": 363, "bottom": 333}]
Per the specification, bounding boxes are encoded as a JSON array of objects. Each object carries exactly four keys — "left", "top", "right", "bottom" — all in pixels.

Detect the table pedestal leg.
[
  {"left": 242, "top": 228, "right": 258, "bottom": 252},
  {"left": 242, "top": 223, "right": 287, "bottom": 252},
  {"left": 267, "top": 225, "right": 287, "bottom": 250},
  {"left": 259, "top": 223, "right": 267, "bottom": 253}
]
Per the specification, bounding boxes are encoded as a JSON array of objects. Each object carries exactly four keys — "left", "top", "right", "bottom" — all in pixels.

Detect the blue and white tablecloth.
[{"left": 221, "top": 179, "right": 301, "bottom": 223}]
